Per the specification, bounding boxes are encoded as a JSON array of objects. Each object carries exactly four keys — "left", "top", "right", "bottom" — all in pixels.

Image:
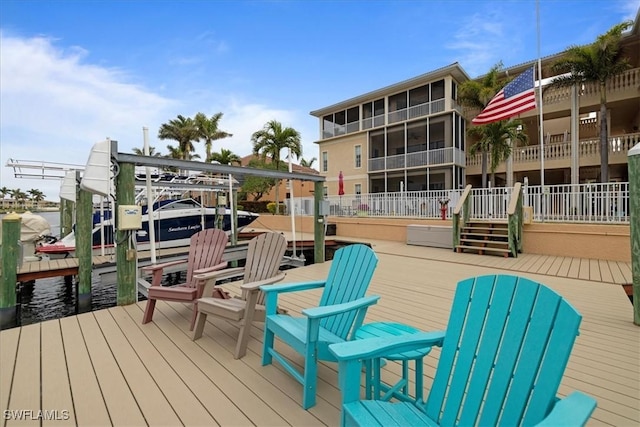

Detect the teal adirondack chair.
[
  {"left": 261, "top": 244, "right": 380, "bottom": 409},
  {"left": 329, "top": 274, "right": 597, "bottom": 426}
]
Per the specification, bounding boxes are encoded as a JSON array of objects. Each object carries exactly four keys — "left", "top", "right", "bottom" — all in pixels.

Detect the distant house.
[{"left": 239, "top": 154, "right": 319, "bottom": 203}]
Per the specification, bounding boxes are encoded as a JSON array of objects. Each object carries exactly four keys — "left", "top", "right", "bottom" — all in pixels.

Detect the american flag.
[{"left": 472, "top": 66, "right": 537, "bottom": 125}]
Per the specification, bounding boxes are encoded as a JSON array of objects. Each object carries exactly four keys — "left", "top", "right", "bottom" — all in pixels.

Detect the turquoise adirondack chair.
[
  {"left": 261, "top": 244, "right": 380, "bottom": 409},
  {"left": 329, "top": 274, "right": 597, "bottom": 426}
]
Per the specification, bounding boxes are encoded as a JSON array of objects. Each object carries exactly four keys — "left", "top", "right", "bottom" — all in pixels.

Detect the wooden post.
[
  {"left": 115, "top": 162, "right": 137, "bottom": 305},
  {"left": 1, "top": 213, "right": 21, "bottom": 329},
  {"left": 628, "top": 143, "right": 640, "bottom": 326},
  {"left": 313, "top": 181, "right": 325, "bottom": 263},
  {"left": 76, "top": 177, "right": 93, "bottom": 312},
  {"left": 60, "top": 198, "right": 74, "bottom": 237}
]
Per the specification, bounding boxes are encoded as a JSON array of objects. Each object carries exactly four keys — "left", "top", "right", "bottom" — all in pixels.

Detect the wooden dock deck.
[{"left": 1, "top": 240, "right": 638, "bottom": 426}]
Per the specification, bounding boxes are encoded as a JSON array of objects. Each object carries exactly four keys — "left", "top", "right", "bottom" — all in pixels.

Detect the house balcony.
[
  {"left": 542, "top": 67, "right": 639, "bottom": 107},
  {"left": 323, "top": 98, "right": 450, "bottom": 139},
  {"left": 369, "top": 147, "right": 466, "bottom": 172},
  {"left": 465, "top": 132, "right": 639, "bottom": 175}
]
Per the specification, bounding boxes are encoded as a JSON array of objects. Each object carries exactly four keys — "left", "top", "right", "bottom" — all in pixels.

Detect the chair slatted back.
[
  {"left": 318, "top": 244, "right": 378, "bottom": 339},
  {"left": 186, "top": 229, "right": 229, "bottom": 288},
  {"left": 424, "top": 275, "right": 582, "bottom": 426},
  {"left": 243, "top": 232, "right": 288, "bottom": 305}
]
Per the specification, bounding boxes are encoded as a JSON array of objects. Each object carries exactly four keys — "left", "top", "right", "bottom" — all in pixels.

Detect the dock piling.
[
  {"left": 1, "top": 213, "right": 21, "bottom": 329},
  {"left": 76, "top": 175, "right": 93, "bottom": 312}
]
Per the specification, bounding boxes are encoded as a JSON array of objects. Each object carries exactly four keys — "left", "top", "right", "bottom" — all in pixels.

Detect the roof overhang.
[{"left": 309, "top": 62, "right": 471, "bottom": 118}]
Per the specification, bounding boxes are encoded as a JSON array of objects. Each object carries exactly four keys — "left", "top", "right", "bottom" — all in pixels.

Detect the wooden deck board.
[
  {"left": 109, "top": 307, "right": 218, "bottom": 426},
  {"left": 91, "top": 308, "right": 184, "bottom": 426},
  {"left": 41, "top": 320, "right": 75, "bottom": 427},
  {"left": 0, "top": 327, "right": 20, "bottom": 416},
  {"left": 6, "top": 324, "right": 40, "bottom": 427},
  {"left": 59, "top": 315, "right": 111, "bottom": 426},
  {"left": 1, "top": 240, "right": 638, "bottom": 427}
]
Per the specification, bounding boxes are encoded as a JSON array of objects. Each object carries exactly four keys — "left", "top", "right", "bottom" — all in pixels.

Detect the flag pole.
[{"left": 536, "top": 0, "right": 545, "bottom": 221}]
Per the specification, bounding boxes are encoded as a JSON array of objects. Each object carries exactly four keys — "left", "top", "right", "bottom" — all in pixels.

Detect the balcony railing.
[
  {"left": 323, "top": 98, "right": 448, "bottom": 138},
  {"left": 369, "top": 147, "right": 465, "bottom": 171},
  {"left": 543, "top": 68, "right": 639, "bottom": 105},
  {"left": 466, "top": 132, "right": 639, "bottom": 167}
]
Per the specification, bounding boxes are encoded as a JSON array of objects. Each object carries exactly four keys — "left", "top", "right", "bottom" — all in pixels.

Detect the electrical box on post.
[
  {"left": 319, "top": 201, "right": 330, "bottom": 216},
  {"left": 118, "top": 205, "right": 142, "bottom": 230}
]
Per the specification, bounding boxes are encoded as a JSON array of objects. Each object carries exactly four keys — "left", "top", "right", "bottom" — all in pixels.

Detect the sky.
[{"left": 1, "top": 0, "right": 638, "bottom": 201}]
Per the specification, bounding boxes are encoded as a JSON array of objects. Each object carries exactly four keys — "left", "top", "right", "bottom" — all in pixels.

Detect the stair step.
[
  {"left": 456, "top": 245, "right": 512, "bottom": 257},
  {"left": 459, "top": 238, "right": 509, "bottom": 246},
  {"left": 462, "top": 225, "right": 508, "bottom": 231},
  {"left": 460, "top": 232, "right": 509, "bottom": 239}
]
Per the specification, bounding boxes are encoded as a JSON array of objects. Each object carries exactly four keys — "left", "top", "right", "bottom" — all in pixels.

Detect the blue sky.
[{"left": 1, "top": 0, "right": 638, "bottom": 200}]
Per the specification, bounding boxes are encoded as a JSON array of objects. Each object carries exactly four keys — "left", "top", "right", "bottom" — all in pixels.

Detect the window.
[
  {"left": 355, "top": 145, "right": 362, "bottom": 168},
  {"left": 346, "top": 107, "right": 359, "bottom": 133},
  {"left": 323, "top": 186, "right": 328, "bottom": 197},
  {"left": 334, "top": 110, "right": 346, "bottom": 135},
  {"left": 355, "top": 184, "right": 362, "bottom": 195},
  {"left": 409, "top": 85, "right": 429, "bottom": 106},
  {"left": 389, "top": 92, "right": 407, "bottom": 112},
  {"left": 322, "top": 151, "right": 328, "bottom": 172},
  {"left": 451, "top": 80, "right": 457, "bottom": 100},
  {"left": 322, "top": 115, "right": 334, "bottom": 138},
  {"left": 431, "top": 80, "right": 445, "bottom": 100}
]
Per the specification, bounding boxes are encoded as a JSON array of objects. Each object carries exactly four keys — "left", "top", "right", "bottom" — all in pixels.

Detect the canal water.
[{"left": 12, "top": 211, "right": 135, "bottom": 327}]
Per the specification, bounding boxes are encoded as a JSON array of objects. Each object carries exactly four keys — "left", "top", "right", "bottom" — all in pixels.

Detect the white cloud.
[
  {"left": 0, "top": 32, "right": 318, "bottom": 201},
  {"left": 207, "top": 98, "right": 317, "bottom": 164},
  {"left": 446, "top": 12, "right": 511, "bottom": 76}
]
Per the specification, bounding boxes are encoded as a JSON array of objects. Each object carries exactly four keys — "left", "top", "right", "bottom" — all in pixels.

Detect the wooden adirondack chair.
[
  {"left": 192, "top": 232, "right": 288, "bottom": 359},
  {"left": 141, "top": 228, "right": 229, "bottom": 330},
  {"left": 329, "top": 274, "right": 598, "bottom": 427},
  {"left": 261, "top": 243, "right": 380, "bottom": 409}
]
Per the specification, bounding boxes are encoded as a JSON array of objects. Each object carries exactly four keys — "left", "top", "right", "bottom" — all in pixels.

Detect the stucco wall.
[{"left": 251, "top": 215, "right": 631, "bottom": 262}]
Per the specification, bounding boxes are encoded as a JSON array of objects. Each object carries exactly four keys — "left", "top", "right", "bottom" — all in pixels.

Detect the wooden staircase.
[{"left": 455, "top": 221, "right": 511, "bottom": 257}]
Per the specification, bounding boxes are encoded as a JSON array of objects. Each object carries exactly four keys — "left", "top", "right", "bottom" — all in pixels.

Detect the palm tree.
[
  {"left": 209, "top": 148, "right": 241, "bottom": 165},
  {"left": 157, "top": 114, "right": 200, "bottom": 160},
  {"left": 194, "top": 112, "right": 233, "bottom": 162},
  {"left": 299, "top": 157, "right": 317, "bottom": 169},
  {"left": 458, "top": 63, "right": 506, "bottom": 187},
  {"left": 551, "top": 21, "right": 632, "bottom": 183},
  {"left": 28, "top": 189, "right": 45, "bottom": 210},
  {"left": 251, "top": 120, "right": 302, "bottom": 214},
  {"left": 132, "top": 146, "right": 163, "bottom": 156},
  {"left": 0, "top": 186, "right": 9, "bottom": 210},
  {"left": 467, "top": 121, "right": 528, "bottom": 186},
  {"left": 10, "top": 188, "right": 27, "bottom": 210}
]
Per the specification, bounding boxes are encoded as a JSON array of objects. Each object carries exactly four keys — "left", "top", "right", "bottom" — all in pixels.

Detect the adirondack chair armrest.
[
  {"left": 329, "top": 330, "right": 446, "bottom": 361},
  {"left": 192, "top": 261, "right": 228, "bottom": 276},
  {"left": 240, "top": 272, "right": 287, "bottom": 291},
  {"left": 193, "top": 266, "right": 245, "bottom": 283},
  {"left": 141, "top": 259, "right": 186, "bottom": 273},
  {"left": 536, "top": 391, "right": 597, "bottom": 427},
  {"left": 302, "top": 295, "right": 380, "bottom": 319},
  {"left": 260, "top": 280, "right": 326, "bottom": 294}
]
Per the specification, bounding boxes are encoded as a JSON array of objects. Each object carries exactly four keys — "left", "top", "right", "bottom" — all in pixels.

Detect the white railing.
[
  {"left": 369, "top": 147, "right": 465, "bottom": 171},
  {"left": 523, "top": 182, "right": 629, "bottom": 223},
  {"left": 287, "top": 182, "right": 630, "bottom": 224},
  {"left": 466, "top": 133, "right": 639, "bottom": 167}
]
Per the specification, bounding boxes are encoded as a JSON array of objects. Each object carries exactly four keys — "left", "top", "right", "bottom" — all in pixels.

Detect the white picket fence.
[{"left": 284, "top": 182, "right": 630, "bottom": 224}]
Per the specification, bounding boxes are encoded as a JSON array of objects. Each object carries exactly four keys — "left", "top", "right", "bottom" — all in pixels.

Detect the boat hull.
[{"left": 36, "top": 200, "right": 259, "bottom": 259}]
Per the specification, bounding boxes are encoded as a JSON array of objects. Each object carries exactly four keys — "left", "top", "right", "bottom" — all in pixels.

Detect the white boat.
[{"left": 35, "top": 198, "right": 259, "bottom": 258}]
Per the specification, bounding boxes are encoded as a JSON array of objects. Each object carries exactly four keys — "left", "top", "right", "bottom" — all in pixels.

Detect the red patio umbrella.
[{"left": 338, "top": 171, "right": 345, "bottom": 196}]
